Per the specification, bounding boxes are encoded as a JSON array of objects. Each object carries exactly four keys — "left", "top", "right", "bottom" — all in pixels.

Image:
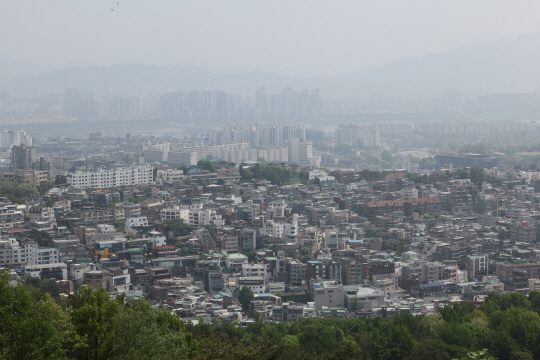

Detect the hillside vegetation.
[{"left": 4, "top": 269, "right": 540, "bottom": 359}]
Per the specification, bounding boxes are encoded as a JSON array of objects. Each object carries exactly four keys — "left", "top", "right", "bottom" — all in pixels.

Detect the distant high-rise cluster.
[
  {"left": 414, "top": 121, "right": 538, "bottom": 134},
  {"left": 63, "top": 89, "right": 158, "bottom": 121},
  {"left": 159, "top": 87, "right": 322, "bottom": 121},
  {"left": 62, "top": 87, "right": 321, "bottom": 122},
  {"left": 206, "top": 123, "right": 319, "bottom": 147},
  {"left": 334, "top": 124, "right": 382, "bottom": 148},
  {"left": 0, "top": 129, "right": 32, "bottom": 149}
]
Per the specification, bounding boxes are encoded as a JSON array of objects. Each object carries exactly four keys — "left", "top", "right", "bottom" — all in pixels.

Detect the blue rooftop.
[
  {"left": 213, "top": 292, "right": 231, "bottom": 299},
  {"left": 421, "top": 282, "right": 444, "bottom": 288},
  {"left": 188, "top": 168, "right": 200, "bottom": 173}
]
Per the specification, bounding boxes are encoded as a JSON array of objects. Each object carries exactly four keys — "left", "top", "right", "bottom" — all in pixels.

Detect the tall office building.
[{"left": 11, "top": 145, "right": 36, "bottom": 170}]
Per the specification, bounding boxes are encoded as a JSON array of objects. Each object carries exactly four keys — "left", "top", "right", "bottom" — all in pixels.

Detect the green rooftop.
[{"left": 227, "top": 253, "right": 247, "bottom": 259}]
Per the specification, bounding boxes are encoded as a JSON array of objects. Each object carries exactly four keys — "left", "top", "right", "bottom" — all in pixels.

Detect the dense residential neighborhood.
[{"left": 1, "top": 126, "right": 540, "bottom": 330}]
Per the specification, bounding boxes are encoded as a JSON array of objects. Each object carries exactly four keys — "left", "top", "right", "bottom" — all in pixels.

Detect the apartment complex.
[{"left": 67, "top": 165, "right": 153, "bottom": 188}]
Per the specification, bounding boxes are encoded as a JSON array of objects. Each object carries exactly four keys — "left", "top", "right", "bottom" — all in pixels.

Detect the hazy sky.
[{"left": 3, "top": 0, "right": 540, "bottom": 76}]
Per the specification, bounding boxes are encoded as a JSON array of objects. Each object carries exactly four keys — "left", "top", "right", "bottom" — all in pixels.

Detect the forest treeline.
[{"left": 4, "top": 269, "right": 540, "bottom": 359}]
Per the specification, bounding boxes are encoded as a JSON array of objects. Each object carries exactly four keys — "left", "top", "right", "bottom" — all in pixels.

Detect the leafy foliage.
[
  {"left": 238, "top": 286, "right": 254, "bottom": 309},
  {"left": 0, "top": 270, "right": 66, "bottom": 359},
  {"left": 7, "top": 269, "right": 540, "bottom": 359},
  {"left": 0, "top": 182, "right": 39, "bottom": 203},
  {"left": 240, "top": 163, "right": 301, "bottom": 186},
  {"left": 364, "top": 227, "right": 378, "bottom": 238},
  {"left": 25, "top": 231, "right": 54, "bottom": 247},
  {"left": 164, "top": 218, "right": 193, "bottom": 237},
  {"left": 197, "top": 159, "right": 215, "bottom": 172},
  {"left": 38, "top": 180, "right": 56, "bottom": 195},
  {"left": 55, "top": 175, "right": 67, "bottom": 185},
  {"left": 0, "top": 270, "right": 198, "bottom": 360}
]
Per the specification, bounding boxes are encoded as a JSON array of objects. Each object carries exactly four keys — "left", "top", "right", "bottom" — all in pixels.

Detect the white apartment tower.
[{"left": 287, "top": 137, "right": 321, "bottom": 167}]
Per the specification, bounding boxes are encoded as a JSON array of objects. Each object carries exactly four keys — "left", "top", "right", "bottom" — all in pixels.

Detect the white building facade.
[{"left": 67, "top": 165, "right": 153, "bottom": 188}]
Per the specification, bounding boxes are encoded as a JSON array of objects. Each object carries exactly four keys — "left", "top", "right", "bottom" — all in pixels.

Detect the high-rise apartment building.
[
  {"left": 168, "top": 151, "right": 197, "bottom": 168},
  {"left": 10, "top": 145, "right": 36, "bottom": 170},
  {"left": 286, "top": 137, "right": 321, "bottom": 167},
  {"left": 0, "top": 130, "right": 32, "bottom": 149},
  {"left": 334, "top": 124, "right": 381, "bottom": 148}
]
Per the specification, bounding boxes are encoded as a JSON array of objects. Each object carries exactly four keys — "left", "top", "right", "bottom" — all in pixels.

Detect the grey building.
[{"left": 11, "top": 145, "right": 36, "bottom": 170}]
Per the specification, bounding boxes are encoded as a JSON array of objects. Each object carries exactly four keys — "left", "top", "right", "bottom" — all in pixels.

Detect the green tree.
[
  {"left": 381, "top": 150, "right": 394, "bottom": 162},
  {"left": 0, "top": 182, "right": 39, "bottom": 203},
  {"left": 299, "top": 170, "right": 309, "bottom": 183},
  {"left": 164, "top": 219, "right": 193, "bottom": 237},
  {"left": 452, "top": 168, "right": 470, "bottom": 179},
  {"left": 238, "top": 286, "right": 254, "bottom": 309},
  {"left": 107, "top": 300, "right": 197, "bottom": 359},
  {"left": 297, "top": 323, "right": 344, "bottom": 354},
  {"left": 387, "top": 325, "right": 416, "bottom": 359},
  {"left": 382, "top": 239, "right": 394, "bottom": 251},
  {"left": 125, "top": 231, "right": 137, "bottom": 239},
  {"left": 420, "top": 313, "right": 444, "bottom": 339},
  {"left": 0, "top": 269, "right": 66, "bottom": 360},
  {"left": 419, "top": 156, "right": 437, "bottom": 170},
  {"left": 300, "top": 247, "right": 310, "bottom": 256},
  {"left": 284, "top": 250, "right": 296, "bottom": 258},
  {"left": 40, "top": 278, "right": 62, "bottom": 297},
  {"left": 410, "top": 339, "right": 469, "bottom": 360},
  {"left": 350, "top": 298, "right": 362, "bottom": 311},
  {"left": 38, "top": 180, "right": 55, "bottom": 195},
  {"left": 365, "top": 227, "right": 378, "bottom": 238},
  {"left": 281, "top": 334, "right": 299, "bottom": 348},
  {"left": 55, "top": 175, "right": 67, "bottom": 185},
  {"left": 470, "top": 166, "right": 485, "bottom": 189},
  {"left": 26, "top": 231, "right": 54, "bottom": 247},
  {"left": 246, "top": 250, "right": 257, "bottom": 263},
  {"left": 197, "top": 159, "right": 216, "bottom": 172},
  {"left": 454, "top": 349, "right": 499, "bottom": 360},
  {"left": 69, "top": 287, "right": 124, "bottom": 360}
]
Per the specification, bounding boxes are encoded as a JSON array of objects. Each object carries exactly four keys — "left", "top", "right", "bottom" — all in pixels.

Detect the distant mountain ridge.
[
  {"left": 463, "top": 92, "right": 540, "bottom": 117},
  {"left": 3, "top": 33, "right": 540, "bottom": 98},
  {"left": 0, "top": 56, "right": 59, "bottom": 83},
  {"left": 0, "top": 64, "right": 291, "bottom": 97}
]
